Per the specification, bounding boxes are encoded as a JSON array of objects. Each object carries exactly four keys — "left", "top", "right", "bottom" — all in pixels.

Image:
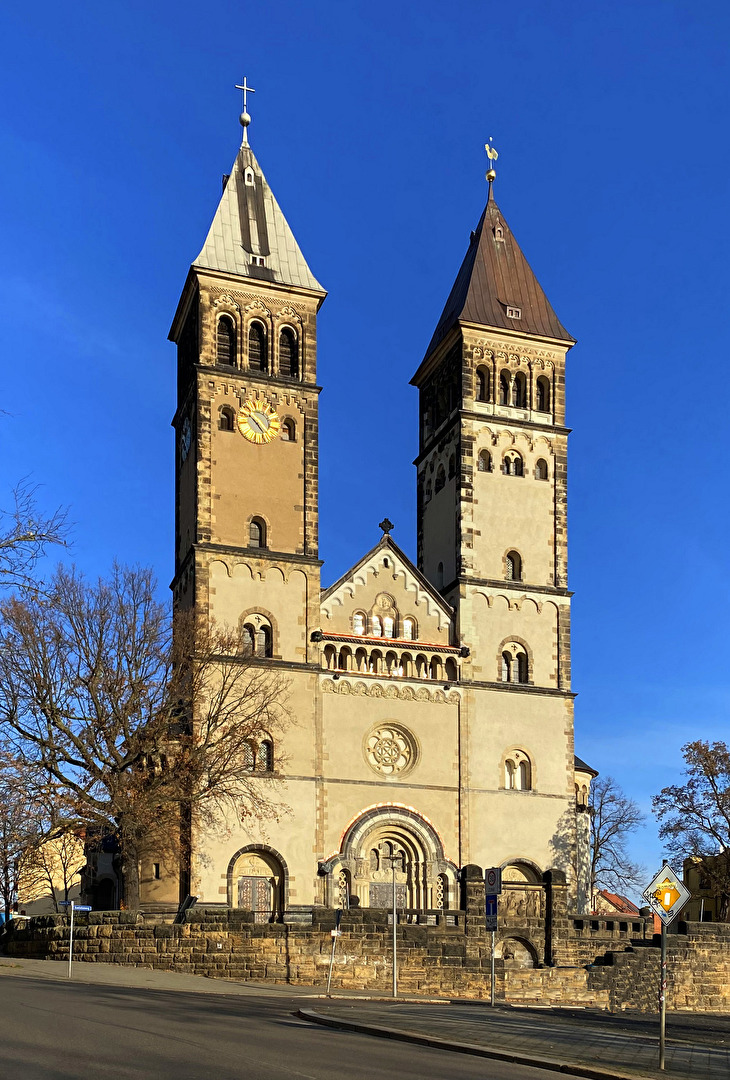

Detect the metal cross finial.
[
  {"left": 235, "top": 77, "right": 256, "bottom": 110},
  {"left": 235, "top": 77, "right": 256, "bottom": 145},
  {"left": 379, "top": 518, "right": 394, "bottom": 535}
]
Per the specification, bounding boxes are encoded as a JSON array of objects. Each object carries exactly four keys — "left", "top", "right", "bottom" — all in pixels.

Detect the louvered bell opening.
[
  {"left": 279, "top": 328, "right": 299, "bottom": 378},
  {"left": 217, "top": 316, "right": 236, "bottom": 366},
  {"left": 249, "top": 323, "right": 267, "bottom": 372}
]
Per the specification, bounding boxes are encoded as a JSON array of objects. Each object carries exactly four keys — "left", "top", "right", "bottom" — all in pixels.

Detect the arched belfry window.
[
  {"left": 535, "top": 458, "right": 549, "bottom": 480},
  {"left": 249, "top": 518, "right": 267, "bottom": 549},
  {"left": 476, "top": 366, "right": 490, "bottom": 402},
  {"left": 512, "top": 372, "right": 527, "bottom": 408},
  {"left": 249, "top": 322, "right": 267, "bottom": 372},
  {"left": 242, "top": 616, "right": 273, "bottom": 659},
  {"left": 501, "top": 645, "right": 528, "bottom": 684},
  {"left": 435, "top": 465, "right": 446, "bottom": 493},
  {"left": 281, "top": 418, "right": 296, "bottom": 441},
  {"left": 536, "top": 375, "right": 551, "bottom": 412},
  {"left": 279, "top": 328, "right": 299, "bottom": 379},
  {"left": 499, "top": 371, "right": 510, "bottom": 405},
  {"left": 217, "top": 315, "right": 236, "bottom": 366}
]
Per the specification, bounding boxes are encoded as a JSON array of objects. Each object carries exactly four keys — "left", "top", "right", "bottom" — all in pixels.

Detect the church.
[{"left": 158, "top": 102, "right": 596, "bottom": 919}]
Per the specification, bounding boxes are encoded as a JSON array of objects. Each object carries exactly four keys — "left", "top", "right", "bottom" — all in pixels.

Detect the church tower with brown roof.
[{"left": 411, "top": 168, "right": 580, "bottom": 885}]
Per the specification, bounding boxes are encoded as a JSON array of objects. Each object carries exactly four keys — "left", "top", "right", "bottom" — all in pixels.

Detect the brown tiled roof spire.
[{"left": 424, "top": 178, "right": 573, "bottom": 359}]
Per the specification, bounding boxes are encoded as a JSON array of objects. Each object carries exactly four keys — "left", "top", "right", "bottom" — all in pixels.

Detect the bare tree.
[
  {"left": 0, "top": 751, "right": 46, "bottom": 921},
  {"left": 0, "top": 482, "right": 68, "bottom": 592},
  {"left": 590, "top": 775, "right": 646, "bottom": 901},
  {"left": 653, "top": 740, "right": 730, "bottom": 921},
  {"left": 0, "top": 564, "right": 290, "bottom": 909}
]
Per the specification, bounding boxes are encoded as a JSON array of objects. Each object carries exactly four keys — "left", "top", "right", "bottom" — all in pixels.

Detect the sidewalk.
[{"left": 300, "top": 1000, "right": 730, "bottom": 1080}]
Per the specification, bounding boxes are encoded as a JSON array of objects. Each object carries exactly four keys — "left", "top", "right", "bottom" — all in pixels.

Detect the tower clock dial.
[
  {"left": 180, "top": 416, "right": 192, "bottom": 462},
  {"left": 237, "top": 398, "right": 281, "bottom": 444}
]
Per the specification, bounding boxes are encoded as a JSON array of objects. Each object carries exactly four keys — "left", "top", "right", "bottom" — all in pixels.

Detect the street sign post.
[
  {"left": 484, "top": 874, "right": 500, "bottom": 1007},
  {"left": 485, "top": 867, "right": 502, "bottom": 894},
  {"left": 642, "top": 863, "right": 691, "bottom": 1071}
]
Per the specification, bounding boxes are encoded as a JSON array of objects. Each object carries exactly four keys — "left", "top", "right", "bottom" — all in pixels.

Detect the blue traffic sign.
[
  {"left": 58, "top": 900, "right": 71, "bottom": 906},
  {"left": 74, "top": 905, "right": 92, "bottom": 912},
  {"left": 485, "top": 893, "right": 498, "bottom": 931}
]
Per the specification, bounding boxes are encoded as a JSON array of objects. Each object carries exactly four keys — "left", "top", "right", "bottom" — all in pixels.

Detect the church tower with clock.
[
  {"left": 169, "top": 105, "right": 326, "bottom": 659},
  {"left": 158, "top": 98, "right": 596, "bottom": 925}
]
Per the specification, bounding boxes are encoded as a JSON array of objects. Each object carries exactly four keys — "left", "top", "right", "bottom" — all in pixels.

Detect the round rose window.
[{"left": 364, "top": 724, "right": 417, "bottom": 777}]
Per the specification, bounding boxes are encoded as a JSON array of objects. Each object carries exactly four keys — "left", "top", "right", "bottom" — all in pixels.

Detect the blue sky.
[{"left": 2, "top": 0, "right": 728, "bottom": 886}]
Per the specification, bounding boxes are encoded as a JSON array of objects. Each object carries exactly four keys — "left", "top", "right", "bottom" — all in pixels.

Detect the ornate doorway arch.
[{"left": 321, "top": 805, "right": 457, "bottom": 911}]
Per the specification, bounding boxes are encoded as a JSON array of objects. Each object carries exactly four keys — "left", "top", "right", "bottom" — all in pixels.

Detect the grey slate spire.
[{"left": 194, "top": 143, "right": 324, "bottom": 295}]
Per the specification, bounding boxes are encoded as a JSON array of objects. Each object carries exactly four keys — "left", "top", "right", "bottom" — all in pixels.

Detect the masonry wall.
[{"left": 5, "top": 877, "right": 727, "bottom": 1013}]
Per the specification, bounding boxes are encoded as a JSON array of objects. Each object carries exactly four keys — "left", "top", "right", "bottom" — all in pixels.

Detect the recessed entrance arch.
[
  {"left": 227, "top": 844, "right": 287, "bottom": 922},
  {"left": 320, "top": 805, "right": 457, "bottom": 911}
]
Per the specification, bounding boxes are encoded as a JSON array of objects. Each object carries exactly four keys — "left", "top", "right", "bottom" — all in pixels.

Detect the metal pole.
[
  {"left": 67, "top": 901, "right": 75, "bottom": 979},
  {"left": 392, "top": 861, "right": 397, "bottom": 999},
  {"left": 490, "top": 928, "right": 496, "bottom": 1006},
  {"left": 326, "top": 909, "right": 343, "bottom": 997},
  {"left": 659, "top": 920, "right": 667, "bottom": 1070}
]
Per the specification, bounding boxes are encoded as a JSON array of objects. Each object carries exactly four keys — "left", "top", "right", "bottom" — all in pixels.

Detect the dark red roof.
[{"left": 424, "top": 185, "right": 574, "bottom": 359}]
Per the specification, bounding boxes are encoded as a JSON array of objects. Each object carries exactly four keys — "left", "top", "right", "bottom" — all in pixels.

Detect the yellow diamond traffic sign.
[{"left": 642, "top": 863, "right": 691, "bottom": 925}]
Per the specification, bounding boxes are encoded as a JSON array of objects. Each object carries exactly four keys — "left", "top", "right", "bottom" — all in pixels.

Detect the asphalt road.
[{"left": 0, "top": 978, "right": 564, "bottom": 1080}]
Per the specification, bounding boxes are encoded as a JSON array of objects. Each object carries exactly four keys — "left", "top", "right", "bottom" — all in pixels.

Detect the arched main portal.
[
  {"left": 227, "top": 845, "right": 287, "bottom": 922},
  {"left": 321, "top": 806, "right": 457, "bottom": 911}
]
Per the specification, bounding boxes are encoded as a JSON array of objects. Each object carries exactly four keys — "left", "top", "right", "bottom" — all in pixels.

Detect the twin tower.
[{"left": 161, "top": 120, "right": 594, "bottom": 919}]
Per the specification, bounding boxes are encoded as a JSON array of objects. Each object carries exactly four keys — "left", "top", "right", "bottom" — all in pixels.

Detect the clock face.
[
  {"left": 237, "top": 398, "right": 281, "bottom": 444},
  {"left": 180, "top": 416, "right": 192, "bottom": 461}
]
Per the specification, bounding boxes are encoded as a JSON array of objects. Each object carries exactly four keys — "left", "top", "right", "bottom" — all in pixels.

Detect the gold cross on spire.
[{"left": 235, "top": 77, "right": 256, "bottom": 145}]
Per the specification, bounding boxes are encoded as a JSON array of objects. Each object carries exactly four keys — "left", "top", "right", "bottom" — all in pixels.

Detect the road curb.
[{"left": 297, "top": 1008, "right": 649, "bottom": 1080}]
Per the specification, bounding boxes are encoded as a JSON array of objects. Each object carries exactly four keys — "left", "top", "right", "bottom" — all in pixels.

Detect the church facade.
[{"left": 160, "top": 117, "right": 595, "bottom": 918}]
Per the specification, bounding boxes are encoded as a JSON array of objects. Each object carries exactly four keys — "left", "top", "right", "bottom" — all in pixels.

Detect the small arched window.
[
  {"left": 353, "top": 612, "right": 366, "bottom": 636},
  {"left": 258, "top": 738, "right": 274, "bottom": 772},
  {"left": 501, "top": 652, "right": 511, "bottom": 682},
  {"left": 503, "top": 452, "right": 523, "bottom": 477},
  {"left": 519, "top": 758, "right": 531, "bottom": 790},
  {"left": 535, "top": 458, "right": 549, "bottom": 480},
  {"left": 445, "top": 657, "right": 458, "bottom": 682},
  {"left": 242, "top": 624, "right": 255, "bottom": 654},
  {"left": 217, "top": 315, "right": 236, "bottom": 366},
  {"left": 499, "top": 371, "right": 510, "bottom": 405},
  {"left": 430, "top": 656, "right": 442, "bottom": 680},
  {"left": 279, "top": 327, "right": 299, "bottom": 379},
  {"left": 248, "top": 322, "right": 267, "bottom": 372},
  {"left": 281, "top": 418, "right": 296, "bottom": 441},
  {"left": 424, "top": 482, "right": 432, "bottom": 503},
  {"left": 515, "top": 652, "right": 528, "bottom": 683},
  {"left": 255, "top": 624, "right": 272, "bottom": 658},
  {"left": 478, "top": 450, "right": 492, "bottom": 473},
  {"left": 506, "top": 551, "right": 522, "bottom": 581},
  {"left": 435, "top": 466, "right": 446, "bottom": 493},
  {"left": 219, "top": 406, "right": 236, "bottom": 431},
  {"left": 476, "top": 366, "right": 490, "bottom": 402},
  {"left": 244, "top": 741, "right": 256, "bottom": 771},
  {"left": 249, "top": 518, "right": 266, "bottom": 548},
  {"left": 536, "top": 376, "right": 550, "bottom": 412},
  {"left": 402, "top": 617, "right": 416, "bottom": 641},
  {"left": 505, "top": 758, "right": 516, "bottom": 788},
  {"left": 383, "top": 616, "right": 395, "bottom": 639},
  {"left": 512, "top": 372, "right": 527, "bottom": 408},
  {"left": 371, "top": 615, "right": 382, "bottom": 637}
]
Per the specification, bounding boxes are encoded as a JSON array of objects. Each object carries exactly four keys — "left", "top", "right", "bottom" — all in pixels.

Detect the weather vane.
[
  {"left": 485, "top": 137, "right": 498, "bottom": 184},
  {"left": 235, "top": 77, "right": 256, "bottom": 145}
]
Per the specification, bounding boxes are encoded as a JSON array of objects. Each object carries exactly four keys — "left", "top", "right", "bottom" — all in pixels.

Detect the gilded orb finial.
[
  {"left": 235, "top": 76, "right": 256, "bottom": 145},
  {"left": 485, "top": 137, "right": 498, "bottom": 184}
]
